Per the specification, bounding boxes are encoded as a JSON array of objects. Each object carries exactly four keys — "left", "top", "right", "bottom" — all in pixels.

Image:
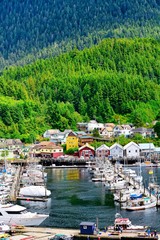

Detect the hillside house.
[
  {"left": 77, "top": 122, "right": 88, "bottom": 132},
  {"left": 66, "top": 132, "right": 78, "bottom": 150},
  {"left": 87, "top": 120, "right": 104, "bottom": 134},
  {"left": 113, "top": 124, "right": 132, "bottom": 137},
  {"left": 99, "top": 126, "right": 114, "bottom": 138},
  {"left": 78, "top": 135, "right": 94, "bottom": 147},
  {"left": 131, "top": 127, "right": 155, "bottom": 138},
  {"left": 43, "top": 129, "right": 60, "bottom": 139}
]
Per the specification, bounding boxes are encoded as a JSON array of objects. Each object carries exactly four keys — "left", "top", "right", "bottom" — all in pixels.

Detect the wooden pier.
[
  {"left": 113, "top": 164, "right": 157, "bottom": 204},
  {"left": 10, "top": 166, "right": 22, "bottom": 202}
]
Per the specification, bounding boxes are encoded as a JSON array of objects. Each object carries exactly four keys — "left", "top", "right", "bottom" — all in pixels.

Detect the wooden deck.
[{"left": 10, "top": 227, "right": 159, "bottom": 240}]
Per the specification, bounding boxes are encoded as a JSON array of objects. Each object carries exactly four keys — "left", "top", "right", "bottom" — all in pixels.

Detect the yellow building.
[{"left": 66, "top": 132, "right": 78, "bottom": 150}]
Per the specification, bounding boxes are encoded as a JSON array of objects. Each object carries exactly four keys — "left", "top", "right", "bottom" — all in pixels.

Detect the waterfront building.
[
  {"left": 30, "top": 141, "right": 63, "bottom": 158},
  {"left": 139, "top": 143, "right": 155, "bottom": 157},
  {"left": 123, "top": 141, "right": 140, "bottom": 158},
  {"left": 40, "top": 143, "right": 63, "bottom": 158},
  {"left": 66, "top": 132, "right": 78, "bottom": 150},
  {"left": 96, "top": 144, "right": 110, "bottom": 158},
  {"left": 78, "top": 143, "right": 95, "bottom": 159},
  {"left": 109, "top": 143, "right": 123, "bottom": 158}
]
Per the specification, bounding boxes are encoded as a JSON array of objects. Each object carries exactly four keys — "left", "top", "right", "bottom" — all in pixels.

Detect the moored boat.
[
  {"left": 19, "top": 185, "right": 51, "bottom": 198},
  {"left": 108, "top": 215, "right": 147, "bottom": 232},
  {"left": 0, "top": 203, "right": 49, "bottom": 226},
  {"left": 123, "top": 196, "right": 156, "bottom": 211}
]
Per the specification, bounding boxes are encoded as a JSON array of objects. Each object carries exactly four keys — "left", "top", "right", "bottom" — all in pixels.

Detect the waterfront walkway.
[{"left": 9, "top": 227, "right": 159, "bottom": 240}]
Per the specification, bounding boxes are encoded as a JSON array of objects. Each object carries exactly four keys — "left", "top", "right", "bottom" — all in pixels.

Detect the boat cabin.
[{"left": 114, "top": 218, "right": 132, "bottom": 230}]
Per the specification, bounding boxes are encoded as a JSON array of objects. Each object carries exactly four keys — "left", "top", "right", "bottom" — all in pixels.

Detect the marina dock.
[{"left": 9, "top": 227, "right": 159, "bottom": 240}]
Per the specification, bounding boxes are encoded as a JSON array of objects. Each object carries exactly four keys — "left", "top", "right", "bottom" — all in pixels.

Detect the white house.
[
  {"left": 113, "top": 124, "right": 132, "bottom": 137},
  {"left": 87, "top": 120, "right": 104, "bottom": 134},
  {"left": 99, "top": 127, "right": 114, "bottom": 138},
  {"left": 43, "top": 129, "right": 60, "bottom": 139},
  {"left": 110, "top": 143, "right": 123, "bottom": 158},
  {"left": 96, "top": 144, "right": 110, "bottom": 158},
  {"left": 123, "top": 141, "right": 140, "bottom": 158}
]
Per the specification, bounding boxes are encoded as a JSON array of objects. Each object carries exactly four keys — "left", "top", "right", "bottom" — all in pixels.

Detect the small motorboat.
[{"left": 108, "top": 213, "right": 147, "bottom": 232}]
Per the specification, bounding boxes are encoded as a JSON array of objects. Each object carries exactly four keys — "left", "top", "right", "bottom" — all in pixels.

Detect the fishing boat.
[
  {"left": 108, "top": 214, "right": 147, "bottom": 232},
  {"left": 0, "top": 203, "right": 49, "bottom": 226},
  {"left": 124, "top": 196, "right": 156, "bottom": 211}
]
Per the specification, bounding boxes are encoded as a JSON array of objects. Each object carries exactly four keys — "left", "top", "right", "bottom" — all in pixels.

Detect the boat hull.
[
  {"left": 125, "top": 201, "right": 156, "bottom": 211},
  {"left": 0, "top": 214, "right": 49, "bottom": 226}
]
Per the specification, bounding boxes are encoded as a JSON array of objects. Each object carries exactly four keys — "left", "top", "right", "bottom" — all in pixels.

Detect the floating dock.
[{"left": 9, "top": 227, "right": 158, "bottom": 240}]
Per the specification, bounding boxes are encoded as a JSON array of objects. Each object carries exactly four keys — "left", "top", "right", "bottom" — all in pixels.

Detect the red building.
[{"left": 78, "top": 143, "right": 95, "bottom": 159}]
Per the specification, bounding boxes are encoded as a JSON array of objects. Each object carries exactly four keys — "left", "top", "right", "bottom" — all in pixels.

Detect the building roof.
[
  {"left": 105, "top": 127, "right": 113, "bottom": 132},
  {"left": 132, "top": 127, "right": 147, "bottom": 133},
  {"left": 80, "top": 222, "right": 95, "bottom": 226},
  {"left": 110, "top": 143, "right": 123, "bottom": 150},
  {"left": 123, "top": 141, "right": 140, "bottom": 150},
  {"left": 96, "top": 144, "right": 109, "bottom": 151},
  {"left": 114, "top": 125, "right": 123, "bottom": 130},
  {"left": 121, "top": 124, "right": 132, "bottom": 130},
  {"left": 138, "top": 143, "right": 155, "bottom": 150},
  {"left": 79, "top": 143, "right": 94, "bottom": 151},
  {"left": 79, "top": 135, "right": 93, "bottom": 139},
  {"left": 38, "top": 141, "right": 52, "bottom": 146},
  {"left": 154, "top": 147, "right": 160, "bottom": 152},
  {"left": 104, "top": 123, "right": 115, "bottom": 128},
  {"left": 41, "top": 144, "right": 63, "bottom": 150},
  {"left": 67, "top": 131, "right": 77, "bottom": 137},
  {"left": 45, "top": 129, "right": 60, "bottom": 134}
]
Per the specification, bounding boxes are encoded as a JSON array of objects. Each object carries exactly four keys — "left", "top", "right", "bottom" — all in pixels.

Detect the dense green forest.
[
  {"left": 2, "top": 0, "right": 160, "bottom": 69},
  {"left": 0, "top": 38, "right": 160, "bottom": 142}
]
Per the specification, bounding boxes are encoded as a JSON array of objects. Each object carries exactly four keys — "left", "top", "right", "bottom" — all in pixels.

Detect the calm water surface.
[{"left": 19, "top": 166, "right": 160, "bottom": 230}]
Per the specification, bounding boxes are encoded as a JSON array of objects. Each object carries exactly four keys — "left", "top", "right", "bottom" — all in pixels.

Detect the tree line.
[
  {"left": 2, "top": 0, "right": 160, "bottom": 69},
  {"left": 0, "top": 38, "right": 160, "bottom": 142}
]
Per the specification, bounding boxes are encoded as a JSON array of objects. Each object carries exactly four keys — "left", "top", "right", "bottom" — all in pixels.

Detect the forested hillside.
[
  {"left": 0, "top": 38, "right": 160, "bottom": 142},
  {"left": 2, "top": 0, "right": 160, "bottom": 69}
]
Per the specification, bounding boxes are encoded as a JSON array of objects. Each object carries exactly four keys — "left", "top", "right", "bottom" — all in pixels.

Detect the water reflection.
[{"left": 18, "top": 167, "right": 160, "bottom": 230}]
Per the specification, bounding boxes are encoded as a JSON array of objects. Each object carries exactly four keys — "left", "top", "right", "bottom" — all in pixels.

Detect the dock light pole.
[{"left": 96, "top": 217, "right": 99, "bottom": 232}]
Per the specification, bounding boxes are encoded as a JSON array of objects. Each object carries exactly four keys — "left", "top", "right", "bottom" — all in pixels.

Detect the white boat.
[
  {"left": 19, "top": 185, "right": 51, "bottom": 198},
  {"left": 106, "top": 179, "right": 127, "bottom": 190},
  {"left": 0, "top": 203, "right": 49, "bottom": 226},
  {"left": 108, "top": 216, "right": 147, "bottom": 232},
  {"left": 123, "top": 196, "right": 156, "bottom": 211}
]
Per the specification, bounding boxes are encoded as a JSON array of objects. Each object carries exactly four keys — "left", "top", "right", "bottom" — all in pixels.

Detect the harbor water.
[{"left": 18, "top": 166, "right": 160, "bottom": 231}]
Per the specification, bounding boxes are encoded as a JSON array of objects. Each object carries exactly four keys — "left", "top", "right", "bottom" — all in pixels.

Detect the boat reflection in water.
[
  {"left": 17, "top": 167, "right": 160, "bottom": 231},
  {"left": 18, "top": 198, "right": 52, "bottom": 211}
]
